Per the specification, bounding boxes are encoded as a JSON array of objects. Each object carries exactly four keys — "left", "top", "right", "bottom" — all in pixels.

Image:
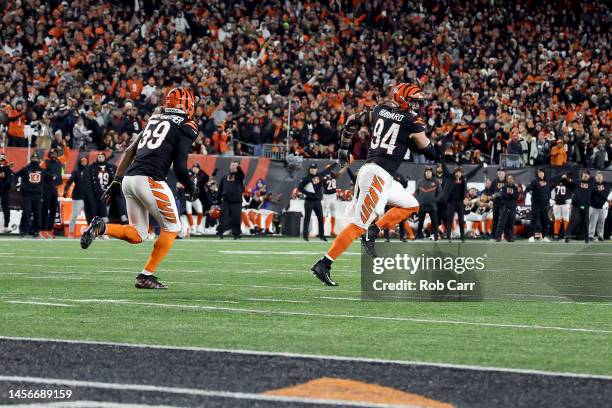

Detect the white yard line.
[
  {"left": 6, "top": 401, "right": 178, "bottom": 408},
  {"left": 245, "top": 298, "right": 310, "bottom": 304},
  {"left": 19, "top": 297, "right": 612, "bottom": 334},
  {"left": 6, "top": 301, "right": 74, "bottom": 307},
  {"left": 0, "top": 336, "right": 611, "bottom": 380},
  {"left": 0, "top": 376, "right": 401, "bottom": 408}
]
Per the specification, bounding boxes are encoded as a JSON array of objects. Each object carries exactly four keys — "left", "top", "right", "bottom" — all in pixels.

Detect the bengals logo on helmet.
[
  {"left": 391, "top": 83, "right": 425, "bottom": 114},
  {"left": 163, "top": 87, "right": 196, "bottom": 119}
]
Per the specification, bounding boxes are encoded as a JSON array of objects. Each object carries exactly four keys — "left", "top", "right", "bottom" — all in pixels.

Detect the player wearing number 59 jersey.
[
  {"left": 80, "top": 87, "right": 199, "bottom": 289},
  {"left": 311, "top": 83, "right": 438, "bottom": 286}
]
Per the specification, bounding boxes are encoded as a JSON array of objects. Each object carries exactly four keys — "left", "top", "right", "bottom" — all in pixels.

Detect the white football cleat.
[
  {"left": 542, "top": 237, "right": 551, "bottom": 242},
  {"left": 528, "top": 236, "right": 535, "bottom": 242}
]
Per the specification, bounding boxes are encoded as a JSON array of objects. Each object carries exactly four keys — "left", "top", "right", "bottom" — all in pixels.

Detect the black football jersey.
[
  {"left": 323, "top": 173, "right": 336, "bottom": 195},
  {"left": 552, "top": 183, "right": 571, "bottom": 205},
  {"left": 365, "top": 103, "right": 426, "bottom": 175},
  {"left": 127, "top": 112, "right": 198, "bottom": 181},
  {"left": 90, "top": 163, "right": 116, "bottom": 196}
]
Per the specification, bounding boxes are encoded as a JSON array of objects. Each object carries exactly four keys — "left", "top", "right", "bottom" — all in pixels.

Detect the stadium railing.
[
  {"left": 263, "top": 144, "right": 288, "bottom": 161},
  {"left": 501, "top": 153, "right": 523, "bottom": 168}
]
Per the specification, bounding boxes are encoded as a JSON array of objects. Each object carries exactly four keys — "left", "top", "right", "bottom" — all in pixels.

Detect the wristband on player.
[{"left": 419, "top": 142, "right": 438, "bottom": 161}]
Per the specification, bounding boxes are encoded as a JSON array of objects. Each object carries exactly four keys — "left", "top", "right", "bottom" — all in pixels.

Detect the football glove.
[
  {"left": 102, "top": 179, "right": 122, "bottom": 205},
  {"left": 338, "top": 148, "right": 350, "bottom": 168}
]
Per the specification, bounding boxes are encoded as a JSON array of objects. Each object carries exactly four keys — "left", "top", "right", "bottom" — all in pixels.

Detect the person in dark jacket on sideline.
[
  {"left": 15, "top": 153, "right": 46, "bottom": 237},
  {"left": 565, "top": 170, "right": 593, "bottom": 243},
  {"left": 40, "top": 147, "right": 66, "bottom": 238},
  {"left": 415, "top": 166, "right": 441, "bottom": 240},
  {"left": 525, "top": 168, "right": 552, "bottom": 242},
  {"left": 494, "top": 175, "right": 519, "bottom": 242},
  {"left": 0, "top": 153, "right": 13, "bottom": 233},
  {"left": 298, "top": 163, "right": 336, "bottom": 241},
  {"left": 490, "top": 167, "right": 507, "bottom": 235},
  {"left": 441, "top": 162, "right": 483, "bottom": 242},
  {"left": 217, "top": 160, "right": 245, "bottom": 239},
  {"left": 63, "top": 156, "right": 89, "bottom": 237}
]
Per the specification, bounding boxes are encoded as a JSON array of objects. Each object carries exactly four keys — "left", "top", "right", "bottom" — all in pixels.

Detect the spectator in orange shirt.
[
  {"left": 212, "top": 127, "right": 230, "bottom": 156},
  {"left": 550, "top": 139, "right": 568, "bottom": 166},
  {"left": 6, "top": 102, "right": 27, "bottom": 147}
]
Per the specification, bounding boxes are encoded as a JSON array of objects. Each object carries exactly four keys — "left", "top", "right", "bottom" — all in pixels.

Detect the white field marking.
[
  {"left": 502, "top": 293, "right": 612, "bottom": 299},
  {"left": 318, "top": 296, "right": 361, "bottom": 301},
  {"left": 200, "top": 282, "right": 361, "bottom": 294},
  {"left": 0, "top": 376, "right": 403, "bottom": 408},
  {"left": 219, "top": 250, "right": 361, "bottom": 256},
  {"left": 1, "top": 337, "right": 611, "bottom": 380},
  {"left": 0, "top": 252, "right": 15, "bottom": 255},
  {"left": 6, "top": 301, "right": 74, "bottom": 307},
  {"left": 245, "top": 298, "right": 309, "bottom": 304},
  {"left": 5, "top": 402, "right": 178, "bottom": 408},
  {"left": 39, "top": 297, "right": 612, "bottom": 334},
  {"left": 530, "top": 251, "right": 612, "bottom": 257}
]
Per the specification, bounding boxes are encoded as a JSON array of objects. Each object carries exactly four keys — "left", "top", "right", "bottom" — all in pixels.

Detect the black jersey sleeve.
[{"left": 173, "top": 131, "right": 197, "bottom": 195}]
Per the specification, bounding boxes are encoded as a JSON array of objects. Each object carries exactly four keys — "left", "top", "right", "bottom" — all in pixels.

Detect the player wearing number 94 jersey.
[
  {"left": 80, "top": 87, "right": 199, "bottom": 289},
  {"left": 311, "top": 83, "right": 438, "bottom": 286}
]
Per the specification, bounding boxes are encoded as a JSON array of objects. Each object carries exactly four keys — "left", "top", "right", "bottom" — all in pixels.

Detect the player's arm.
[
  {"left": 173, "top": 137, "right": 198, "bottom": 200},
  {"left": 464, "top": 162, "right": 484, "bottom": 180},
  {"left": 102, "top": 132, "right": 142, "bottom": 204},
  {"left": 338, "top": 111, "right": 372, "bottom": 167},
  {"left": 410, "top": 131, "right": 438, "bottom": 161},
  {"left": 319, "top": 162, "right": 337, "bottom": 176}
]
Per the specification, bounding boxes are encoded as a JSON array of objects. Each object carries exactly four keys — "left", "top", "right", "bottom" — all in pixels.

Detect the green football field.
[{"left": 0, "top": 237, "right": 611, "bottom": 376}]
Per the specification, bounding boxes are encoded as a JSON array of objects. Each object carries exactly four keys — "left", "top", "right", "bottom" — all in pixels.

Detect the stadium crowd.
[
  {"left": 0, "top": 0, "right": 610, "bottom": 168},
  {"left": 0, "top": 0, "right": 610, "bottom": 241}
]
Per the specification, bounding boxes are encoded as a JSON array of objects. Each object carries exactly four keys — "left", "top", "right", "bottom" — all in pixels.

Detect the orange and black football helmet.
[
  {"left": 163, "top": 87, "right": 196, "bottom": 119},
  {"left": 391, "top": 83, "right": 425, "bottom": 114}
]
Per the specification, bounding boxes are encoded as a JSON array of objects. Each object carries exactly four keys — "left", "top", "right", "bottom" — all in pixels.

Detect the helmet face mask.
[{"left": 392, "top": 83, "right": 426, "bottom": 115}]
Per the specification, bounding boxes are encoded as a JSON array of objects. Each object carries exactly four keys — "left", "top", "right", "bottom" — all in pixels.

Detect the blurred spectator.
[
  {"left": 551, "top": 140, "right": 568, "bottom": 166},
  {"left": 0, "top": 0, "right": 607, "bottom": 167}
]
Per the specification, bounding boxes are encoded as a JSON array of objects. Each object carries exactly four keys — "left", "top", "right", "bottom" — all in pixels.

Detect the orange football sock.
[
  {"left": 375, "top": 207, "right": 419, "bottom": 230},
  {"left": 405, "top": 222, "right": 415, "bottom": 240},
  {"left": 485, "top": 219, "right": 493, "bottom": 234},
  {"left": 256, "top": 213, "right": 262, "bottom": 227},
  {"left": 196, "top": 213, "right": 203, "bottom": 225},
  {"left": 553, "top": 220, "right": 560, "bottom": 235},
  {"left": 186, "top": 214, "right": 194, "bottom": 226},
  {"left": 248, "top": 211, "right": 257, "bottom": 225},
  {"left": 105, "top": 224, "right": 143, "bottom": 244},
  {"left": 326, "top": 223, "right": 365, "bottom": 261},
  {"left": 143, "top": 231, "right": 177, "bottom": 273},
  {"left": 473, "top": 221, "right": 482, "bottom": 233},
  {"left": 265, "top": 214, "right": 273, "bottom": 229},
  {"left": 330, "top": 216, "right": 336, "bottom": 235},
  {"left": 242, "top": 212, "right": 251, "bottom": 227},
  {"left": 562, "top": 220, "right": 569, "bottom": 233}
]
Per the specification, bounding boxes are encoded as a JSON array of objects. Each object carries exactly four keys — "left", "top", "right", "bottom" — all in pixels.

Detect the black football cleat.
[
  {"left": 80, "top": 216, "right": 106, "bottom": 249},
  {"left": 135, "top": 274, "right": 168, "bottom": 289},
  {"left": 361, "top": 224, "right": 379, "bottom": 258},
  {"left": 311, "top": 259, "right": 337, "bottom": 286}
]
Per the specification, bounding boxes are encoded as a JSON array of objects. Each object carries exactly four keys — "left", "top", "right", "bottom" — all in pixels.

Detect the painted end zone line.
[
  {"left": 0, "top": 376, "right": 406, "bottom": 408},
  {"left": 1, "top": 336, "right": 611, "bottom": 381}
]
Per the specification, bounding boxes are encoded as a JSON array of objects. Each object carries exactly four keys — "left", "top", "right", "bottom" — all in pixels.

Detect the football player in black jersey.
[
  {"left": 80, "top": 87, "right": 199, "bottom": 289},
  {"left": 311, "top": 83, "right": 437, "bottom": 286}
]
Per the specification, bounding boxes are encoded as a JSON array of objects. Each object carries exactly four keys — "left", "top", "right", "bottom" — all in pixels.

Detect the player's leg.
[
  {"left": 313, "top": 201, "right": 326, "bottom": 240},
  {"left": 31, "top": 194, "right": 42, "bottom": 236},
  {"left": 329, "top": 199, "right": 337, "bottom": 236},
  {"left": 185, "top": 200, "right": 194, "bottom": 230},
  {"left": 193, "top": 199, "right": 204, "bottom": 232},
  {"left": 81, "top": 176, "right": 147, "bottom": 248},
  {"left": 457, "top": 205, "right": 466, "bottom": 241},
  {"left": 19, "top": 195, "right": 32, "bottom": 236},
  {"left": 138, "top": 177, "right": 182, "bottom": 287},
  {"left": 311, "top": 165, "right": 387, "bottom": 285},
  {"left": 303, "top": 200, "right": 314, "bottom": 241},
  {"left": 561, "top": 204, "right": 570, "bottom": 238},
  {"left": 68, "top": 199, "right": 84, "bottom": 237}
]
